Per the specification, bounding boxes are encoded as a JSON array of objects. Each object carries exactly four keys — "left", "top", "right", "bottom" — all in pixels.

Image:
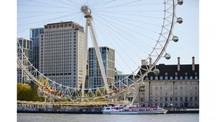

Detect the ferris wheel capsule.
[
  {"left": 153, "top": 69, "right": 160, "bottom": 76},
  {"left": 177, "top": 17, "right": 183, "bottom": 24},
  {"left": 165, "top": 53, "right": 171, "bottom": 60},
  {"left": 172, "top": 36, "right": 179, "bottom": 42},
  {"left": 177, "top": 0, "right": 183, "bottom": 5}
]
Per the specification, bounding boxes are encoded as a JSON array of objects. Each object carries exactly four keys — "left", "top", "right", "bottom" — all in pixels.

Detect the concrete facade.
[
  {"left": 39, "top": 21, "right": 86, "bottom": 88},
  {"left": 134, "top": 57, "right": 199, "bottom": 108}
]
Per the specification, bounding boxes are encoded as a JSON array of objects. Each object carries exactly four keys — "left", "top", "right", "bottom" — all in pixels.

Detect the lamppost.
[
  {"left": 149, "top": 81, "right": 151, "bottom": 106},
  {"left": 172, "top": 81, "right": 175, "bottom": 108}
]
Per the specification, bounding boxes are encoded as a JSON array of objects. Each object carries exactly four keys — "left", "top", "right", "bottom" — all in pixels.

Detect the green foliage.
[
  {"left": 17, "top": 83, "right": 44, "bottom": 101},
  {"left": 17, "top": 83, "right": 33, "bottom": 101},
  {"left": 31, "top": 83, "right": 44, "bottom": 101}
]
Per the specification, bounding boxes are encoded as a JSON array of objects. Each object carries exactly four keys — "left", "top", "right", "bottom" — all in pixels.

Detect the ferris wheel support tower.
[{"left": 81, "top": 6, "right": 110, "bottom": 99}]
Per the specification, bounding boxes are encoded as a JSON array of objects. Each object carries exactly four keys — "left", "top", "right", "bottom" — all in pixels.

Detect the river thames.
[{"left": 18, "top": 113, "right": 198, "bottom": 122}]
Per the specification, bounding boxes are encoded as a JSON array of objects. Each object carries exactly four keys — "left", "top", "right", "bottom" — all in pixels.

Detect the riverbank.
[
  {"left": 17, "top": 102, "right": 199, "bottom": 114},
  {"left": 17, "top": 109, "right": 199, "bottom": 114}
]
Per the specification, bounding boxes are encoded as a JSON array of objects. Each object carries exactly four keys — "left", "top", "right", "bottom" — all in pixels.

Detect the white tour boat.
[{"left": 102, "top": 105, "right": 168, "bottom": 114}]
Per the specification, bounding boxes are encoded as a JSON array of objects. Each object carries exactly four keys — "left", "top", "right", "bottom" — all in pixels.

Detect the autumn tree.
[{"left": 17, "top": 83, "right": 32, "bottom": 101}]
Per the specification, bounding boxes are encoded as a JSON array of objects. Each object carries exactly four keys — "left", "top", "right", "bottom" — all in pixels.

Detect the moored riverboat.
[{"left": 102, "top": 105, "right": 168, "bottom": 114}]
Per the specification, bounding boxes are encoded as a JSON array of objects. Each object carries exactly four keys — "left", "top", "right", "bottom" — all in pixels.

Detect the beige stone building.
[
  {"left": 39, "top": 21, "right": 86, "bottom": 88},
  {"left": 135, "top": 57, "right": 199, "bottom": 108}
]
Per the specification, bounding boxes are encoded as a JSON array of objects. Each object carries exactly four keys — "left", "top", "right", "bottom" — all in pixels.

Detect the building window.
[
  {"left": 165, "top": 97, "right": 167, "bottom": 101},
  {"left": 190, "top": 97, "right": 193, "bottom": 101},
  {"left": 150, "top": 76, "right": 153, "bottom": 80},
  {"left": 165, "top": 76, "right": 168, "bottom": 80},
  {"left": 195, "top": 97, "right": 198, "bottom": 101},
  {"left": 155, "top": 76, "right": 158, "bottom": 80},
  {"left": 158, "top": 76, "right": 163, "bottom": 80},
  {"left": 155, "top": 97, "right": 158, "bottom": 102},
  {"left": 160, "top": 103, "right": 163, "bottom": 107}
]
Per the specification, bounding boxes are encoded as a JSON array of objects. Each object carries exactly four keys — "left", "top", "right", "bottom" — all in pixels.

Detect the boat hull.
[{"left": 103, "top": 109, "right": 168, "bottom": 114}]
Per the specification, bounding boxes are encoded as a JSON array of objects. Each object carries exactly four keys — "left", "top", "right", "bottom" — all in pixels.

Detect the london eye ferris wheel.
[{"left": 17, "top": 0, "right": 183, "bottom": 104}]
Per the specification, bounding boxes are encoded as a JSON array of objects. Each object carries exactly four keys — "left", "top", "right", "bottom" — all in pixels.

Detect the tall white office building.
[{"left": 39, "top": 21, "right": 86, "bottom": 88}]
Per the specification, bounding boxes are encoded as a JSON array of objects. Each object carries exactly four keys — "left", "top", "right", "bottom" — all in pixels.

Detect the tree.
[
  {"left": 31, "top": 83, "right": 44, "bottom": 101},
  {"left": 17, "top": 83, "right": 32, "bottom": 101},
  {"left": 17, "top": 82, "right": 45, "bottom": 101}
]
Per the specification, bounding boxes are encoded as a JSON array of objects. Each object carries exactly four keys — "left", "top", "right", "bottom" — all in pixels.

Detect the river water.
[{"left": 17, "top": 113, "right": 199, "bottom": 122}]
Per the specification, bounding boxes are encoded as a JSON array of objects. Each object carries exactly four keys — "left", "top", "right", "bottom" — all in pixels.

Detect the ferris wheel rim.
[{"left": 17, "top": 0, "right": 179, "bottom": 101}]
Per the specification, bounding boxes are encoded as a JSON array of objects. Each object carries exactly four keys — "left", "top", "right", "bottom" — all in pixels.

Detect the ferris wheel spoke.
[
  {"left": 94, "top": 14, "right": 155, "bottom": 54},
  {"left": 93, "top": 16, "right": 161, "bottom": 34},
  {"left": 94, "top": 13, "right": 162, "bottom": 32},
  {"left": 18, "top": 12, "right": 81, "bottom": 36},
  {"left": 17, "top": 11, "right": 72, "bottom": 20},
  {"left": 52, "top": 0, "right": 78, "bottom": 8},
  {"left": 92, "top": 0, "right": 118, "bottom": 8},
  {"left": 92, "top": 21, "right": 138, "bottom": 72},
  {"left": 92, "top": 18, "right": 141, "bottom": 68},
  {"left": 17, "top": 4, "right": 71, "bottom": 9},
  {"left": 28, "top": 0, "right": 74, "bottom": 8},
  {"left": 95, "top": 0, "right": 151, "bottom": 10}
]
